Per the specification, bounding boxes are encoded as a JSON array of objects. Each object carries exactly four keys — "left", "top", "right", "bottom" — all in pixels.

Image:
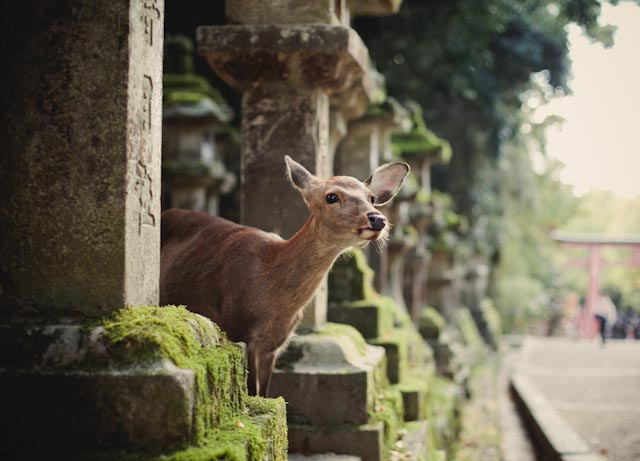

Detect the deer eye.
[
  {"left": 370, "top": 195, "right": 376, "bottom": 205},
  {"left": 326, "top": 193, "right": 339, "bottom": 204}
]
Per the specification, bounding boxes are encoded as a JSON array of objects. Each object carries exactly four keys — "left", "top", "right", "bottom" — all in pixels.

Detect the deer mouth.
[{"left": 357, "top": 228, "right": 382, "bottom": 241}]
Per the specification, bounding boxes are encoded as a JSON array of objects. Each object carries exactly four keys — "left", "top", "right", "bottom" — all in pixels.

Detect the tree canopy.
[{"left": 354, "top": 0, "right": 640, "bottom": 328}]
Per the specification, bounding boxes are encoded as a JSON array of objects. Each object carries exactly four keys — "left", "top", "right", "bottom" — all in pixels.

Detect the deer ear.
[
  {"left": 285, "top": 155, "right": 315, "bottom": 191},
  {"left": 365, "top": 162, "right": 410, "bottom": 206}
]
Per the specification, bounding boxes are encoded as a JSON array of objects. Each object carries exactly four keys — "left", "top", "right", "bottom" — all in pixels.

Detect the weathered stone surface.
[
  {"left": 288, "top": 422, "right": 384, "bottom": 461},
  {"left": 271, "top": 324, "right": 386, "bottom": 426},
  {"left": 197, "top": 25, "right": 369, "bottom": 93},
  {"left": 0, "top": 307, "right": 249, "bottom": 454},
  {"left": 226, "top": 0, "right": 340, "bottom": 25},
  {"left": 328, "top": 304, "right": 385, "bottom": 339},
  {"left": 330, "top": 68, "right": 380, "bottom": 121},
  {"left": 372, "top": 337, "right": 407, "bottom": 384},
  {"left": 0, "top": 364, "right": 194, "bottom": 452},
  {"left": 0, "top": 0, "right": 163, "bottom": 318},
  {"left": 329, "top": 249, "right": 376, "bottom": 303}
]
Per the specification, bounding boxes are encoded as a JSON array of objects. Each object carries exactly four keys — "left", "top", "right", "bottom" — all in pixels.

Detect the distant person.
[{"left": 593, "top": 295, "right": 617, "bottom": 345}]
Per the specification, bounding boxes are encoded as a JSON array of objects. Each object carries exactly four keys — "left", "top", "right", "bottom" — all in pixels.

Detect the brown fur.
[{"left": 160, "top": 156, "right": 409, "bottom": 396}]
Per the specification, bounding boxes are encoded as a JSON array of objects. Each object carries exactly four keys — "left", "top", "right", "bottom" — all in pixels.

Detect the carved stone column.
[
  {"left": 0, "top": 1, "right": 195, "bottom": 454},
  {"left": 0, "top": 0, "right": 163, "bottom": 319}
]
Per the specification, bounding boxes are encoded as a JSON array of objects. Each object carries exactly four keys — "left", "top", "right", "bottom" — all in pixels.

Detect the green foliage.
[{"left": 354, "top": 0, "right": 633, "bottom": 268}]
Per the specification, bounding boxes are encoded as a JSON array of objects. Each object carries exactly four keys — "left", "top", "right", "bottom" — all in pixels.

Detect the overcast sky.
[{"left": 538, "top": 2, "right": 640, "bottom": 198}]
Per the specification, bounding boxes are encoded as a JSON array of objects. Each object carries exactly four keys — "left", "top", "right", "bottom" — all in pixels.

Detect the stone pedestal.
[
  {"left": 270, "top": 324, "right": 396, "bottom": 461},
  {"left": 0, "top": 0, "right": 163, "bottom": 319}
]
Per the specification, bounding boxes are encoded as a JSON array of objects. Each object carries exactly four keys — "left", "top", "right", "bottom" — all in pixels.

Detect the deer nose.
[{"left": 367, "top": 213, "right": 386, "bottom": 231}]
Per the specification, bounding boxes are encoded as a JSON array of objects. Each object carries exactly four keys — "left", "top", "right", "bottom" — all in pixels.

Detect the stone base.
[
  {"left": 0, "top": 364, "right": 195, "bottom": 452},
  {"left": 0, "top": 307, "right": 287, "bottom": 460},
  {"left": 288, "top": 422, "right": 384, "bottom": 461},
  {"left": 271, "top": 323, "right": 387, "bottom": 427}
]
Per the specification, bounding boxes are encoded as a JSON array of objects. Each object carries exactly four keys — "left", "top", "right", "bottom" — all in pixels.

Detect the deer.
[{"left": 160, "top": 156, "right": 409, "bottom": 397}]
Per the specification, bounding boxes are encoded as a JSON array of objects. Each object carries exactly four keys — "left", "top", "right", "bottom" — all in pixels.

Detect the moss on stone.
[
  {"left": 455, "top": 308, "right": 484, "bottom": 350},
  {"left": 316, "top": 322, "right": 370, "bottom": 357},
  {"left": 328, "top": 249, "right": 376, "bottom": 304},
  {"left": 427, "top": 376, "right": 462, "bottom": 456},
  {"left": 247, "top": 396, "right": 288, "bottom": 461},
  {"left": 370, "top": 388, "right": 404, "bottom": 454},
  {"left": 419, "top": 307, "right": 445, "bottom": 340},
  {"left": 162, "top": 159, "right": 228, "bottom": 182},
  {"left": 98, "top": 306, "right": 247, "bottom": 445},
  {"left": 391, "top": 103, "right": 452, "bottom": 164},
  {"left": 480, "top": 299, "right": 502, "bottom": 340}
]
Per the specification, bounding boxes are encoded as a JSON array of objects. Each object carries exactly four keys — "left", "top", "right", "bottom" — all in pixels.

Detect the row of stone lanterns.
[{"left": 158, "top": 2, "right": 499, "bottom": 460}]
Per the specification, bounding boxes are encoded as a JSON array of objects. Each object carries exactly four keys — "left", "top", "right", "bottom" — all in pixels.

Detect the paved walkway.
[
  {"left": 500, "top": 345, "right": 537, "bottom": 461},
  {"left": 518, "top": 337, "right": 640, "bottom": 461}
]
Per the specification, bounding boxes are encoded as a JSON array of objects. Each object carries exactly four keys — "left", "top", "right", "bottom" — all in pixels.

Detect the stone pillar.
[
  {"left": 0, "top": 2, "right": 218, "bottom": 455},
  {"left": 0, "top": 0, "right": 163, "bottom": 319},
  {"left": 198, "top": 20, "right": 369, "bottom": 330}
]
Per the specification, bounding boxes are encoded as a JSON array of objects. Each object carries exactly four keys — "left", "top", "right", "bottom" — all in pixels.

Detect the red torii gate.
[{"left": 552, "top": 231, "right": 640, "bottom": 338}]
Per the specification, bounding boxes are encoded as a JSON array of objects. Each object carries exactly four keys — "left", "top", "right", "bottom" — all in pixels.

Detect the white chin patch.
[{"left": 358, "top": 229, "right": 380, "bottom": 241}]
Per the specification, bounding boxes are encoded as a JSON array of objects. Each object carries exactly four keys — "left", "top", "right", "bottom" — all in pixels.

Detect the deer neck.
[{"left": 275, "top": 215, "right": 344, "bottom": 310}]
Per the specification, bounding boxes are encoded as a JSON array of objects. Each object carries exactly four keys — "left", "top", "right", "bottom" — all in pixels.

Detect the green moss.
[
  {"left": 480, "top": 299, "right": 503, "bottom": 339},
  {"left": 162, "top": 159, "right": 228, "bottom": 181},
  {"left": 391, "top": 103, "right": 452, "bottom": 163},
  {"left": 98, "top": 306, "right": 247, "bottom": 445},
  {"left": 427, "top": 376, "right": 462, "bottom": 456},
  {"left": 420, "top": 307, "right": 445, "bottom": 334},
  {"left": 155, "top": 397, "right": 286, "bottom": 461},
  {"left": 317, "top": 322, "right": 370, "bottom": 357},
  {"left": 247, "top": 396, "right": 288, "bottom": 461},
  {"left": 164, "top": 35, "right": 194, "bottom": 74},
  {"left": 455, "top": 308, "right": 484, "bottom": 349},
  {"left": 370, "top": 388, "right": 404, "bottom": 454},
  {"left": 328, "top": 248, "right": 376, "bottom": 304},
  {"left": 163, "top": 74, "right": 233, "bottom": 122},
  {"left": 428, "top": 232, "right": 457, "bottom": 253}
]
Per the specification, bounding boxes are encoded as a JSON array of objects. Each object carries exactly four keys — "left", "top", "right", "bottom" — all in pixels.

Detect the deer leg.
[
  {"left": 257, "top": 352, "right": 276, "bottom": 397},
  {"left": 247, "top": 342, "right": 260, "bottom": 396}
]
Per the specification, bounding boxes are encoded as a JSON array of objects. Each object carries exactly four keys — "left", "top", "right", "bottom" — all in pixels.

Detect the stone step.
[
  {"left": 271, "top": 323, "right": 387, "bottom": 427},
  {"left": 288, "top": 454, "right": 361, "bottom": 461},
  {"left": 288, "top": 422, "right": 385, "bottom": 461}
]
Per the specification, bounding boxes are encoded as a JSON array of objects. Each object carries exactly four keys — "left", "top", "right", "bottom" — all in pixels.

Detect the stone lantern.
[
  {"left": 161, "top": 36, "right": 236, "bottom": 215},
  {"left": 391, "top": 102, "right": 452, "bottom": 323}
]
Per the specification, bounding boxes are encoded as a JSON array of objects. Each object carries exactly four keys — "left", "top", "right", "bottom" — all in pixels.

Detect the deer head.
[{"left": 285, "top": 155, "right": 410, "bottom": 248}]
